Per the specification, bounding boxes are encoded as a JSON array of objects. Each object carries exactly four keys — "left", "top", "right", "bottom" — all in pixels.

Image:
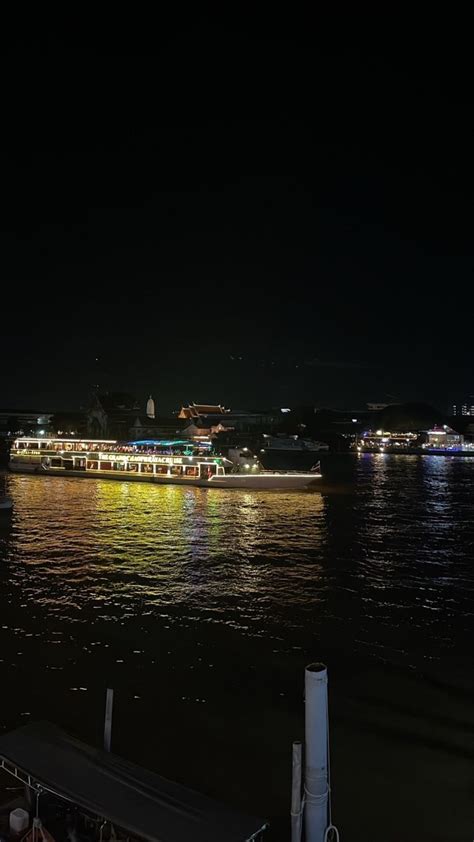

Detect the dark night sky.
[{"left": 1, "top": 15, "right": 473, "bottom": 413}]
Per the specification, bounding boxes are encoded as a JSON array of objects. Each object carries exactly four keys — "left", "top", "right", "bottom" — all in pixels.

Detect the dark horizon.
[
  {"left": 0, "top": 385, "right": 466, "bottom": 420},
  {"left": 2, "top": 17, "right": 473, "bottom": 413}
]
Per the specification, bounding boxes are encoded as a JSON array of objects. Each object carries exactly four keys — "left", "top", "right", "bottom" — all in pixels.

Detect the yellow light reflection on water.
[{"left": 6, "top": 474, "right": 327, "bottom": 611}]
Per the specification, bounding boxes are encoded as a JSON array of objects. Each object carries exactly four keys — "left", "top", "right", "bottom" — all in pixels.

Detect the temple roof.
[{"left": 178, "top": 404, "right": 228, "bottom": 419}]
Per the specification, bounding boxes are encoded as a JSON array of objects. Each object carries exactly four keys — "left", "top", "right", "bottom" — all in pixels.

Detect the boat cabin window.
[
  {"left": 141, "top": 463, "right": 154, "bottom": 473},
  {"left": 155, "top": 465, "right": 169, "bottom": 475},
  {"left": 171, "top": 465, "right": 183, "bottom": 476},
  {"left": 127, "top": 463, "right": 138, "bottom": 472},
  {"left": 113, "top": 462, "right": 126, "bottom": 471},
  {"left": 87, "top": 461, "right": 99, "bottom": 470},
  {"left": 199, "top": 463, "right": 217, "bottom": 478},
  {"left": 184, "top": 466, "right": 198, "bottom": 477},
  {"left": 26, "top": 442, "right": 38, "bottom": 449},
  {"left": 100, "top": 461, "right": 112, "bottom": 471}
]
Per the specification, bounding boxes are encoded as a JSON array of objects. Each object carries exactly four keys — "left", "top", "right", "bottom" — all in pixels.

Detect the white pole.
[
  {"left": 291, "top": 740, "right": 303, "bottom": 842},
  {"left": 104, "top": 688, "right": 114, "bottom": 752},
  {"left": 304, "top": 663, "right": 329, "bottom": 842}
]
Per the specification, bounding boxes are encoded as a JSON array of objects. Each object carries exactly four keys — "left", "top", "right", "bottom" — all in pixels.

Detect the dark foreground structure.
[{"left": 0, "top": 722, "right": 267, "bottom": 842}]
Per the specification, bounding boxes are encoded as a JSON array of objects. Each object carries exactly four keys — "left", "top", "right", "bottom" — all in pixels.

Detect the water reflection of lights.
[
  {"left": 419, "top": 456, "right": 454, "bottom": 526},
  {"left": 421, "top": 455, "right": 450, "bottom": 474},
  {"left": 2, "top": 462, "right": 473, "bottom": 683},
  {"left": 6, "top": 477, "right": 326, "bottom": 615}
]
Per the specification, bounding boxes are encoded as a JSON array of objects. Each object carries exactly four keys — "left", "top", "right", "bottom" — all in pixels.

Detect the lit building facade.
[
  {"left": 452, "top": 397, "right": 474, "bottom": 416},
  {"left": 423, "top": 425, "right": 464, "bottom": 450}
]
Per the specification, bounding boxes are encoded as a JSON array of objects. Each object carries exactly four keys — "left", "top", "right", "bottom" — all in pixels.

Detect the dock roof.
[{"left": 0, "top": 722, "right": 267, "bottom": 842}]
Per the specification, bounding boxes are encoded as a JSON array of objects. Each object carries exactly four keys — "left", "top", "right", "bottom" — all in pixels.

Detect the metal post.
[
  {"left": 304, "top": 663, "right": 328, "bottom": 842},
  {"left": 104, "top": 688, "right": 114, "bottom": 752},
  {"left": 291, "top": 740, "right": 303, "bottom": 842}
]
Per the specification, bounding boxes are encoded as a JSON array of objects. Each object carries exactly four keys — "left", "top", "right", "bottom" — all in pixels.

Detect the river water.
[{"left": 0, "top": 456, "right": 473, "bottom": 840}]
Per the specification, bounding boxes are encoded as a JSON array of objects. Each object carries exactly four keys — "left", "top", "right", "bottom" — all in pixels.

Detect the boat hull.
[
  {"left": 208, "top": 473, "right": 321, "bottom": 489},
  {"left": 9, "top": 463, "right": 321, "bottom": 490}
]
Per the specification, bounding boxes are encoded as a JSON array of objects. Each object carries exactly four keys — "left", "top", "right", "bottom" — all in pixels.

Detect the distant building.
[
  {"left": 129, "top": 415, "right": 180, "bottom": 440},
  {"left": 177, "top": 403, "right": 279, "bottom": 435},
  {"left": 51, "top": 411, "right": 87, "bottom": 437},
  {"left": 181, "top": 420, "right": 234, "bottom": 438},
  {"left": 87, "top": 393, "right": 178, "bottom": 440},
  {"left": 87, "top": 393, "right": 140, "bottom": 439},
  {"left": 146, "top": 395, "right": 155, "bottom": 419},
  {"left": 452, "top": 397, "right": 474, "bottom": 416},
  {"left": 0, "top": 409, "right": 53, "bottom": 437},
  {"left": 423, "top": 425, "right": 464, "bottom": 450},
  {"left": 226, "top": 409, "right": 280, "bottom": 430},
  {"left": 178, "top": 404, "right": 229, "bottom": 420}
]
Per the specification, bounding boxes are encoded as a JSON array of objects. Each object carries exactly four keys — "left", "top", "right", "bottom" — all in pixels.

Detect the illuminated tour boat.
[{"left": 9, "top": 438, "right": 322, "bottom": 490}]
